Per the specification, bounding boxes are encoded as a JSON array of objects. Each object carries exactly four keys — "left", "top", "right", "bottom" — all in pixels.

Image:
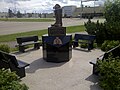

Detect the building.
[
  {"left": 62, "top": 5, "right": 104, "bottom": 18},
  {"left": 73, "top": 6, "right": 104, "bottom": 18},
  {"left": 62, "top": 6, "right": 77, "bottom": 18},
  {"left": 0, "top": 12, "right": 8, "bottom": 18}
]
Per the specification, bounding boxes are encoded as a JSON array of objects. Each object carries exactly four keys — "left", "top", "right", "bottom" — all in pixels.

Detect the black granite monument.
[{"left": 42, "top": 4, "right": 72, "bottom": 62}]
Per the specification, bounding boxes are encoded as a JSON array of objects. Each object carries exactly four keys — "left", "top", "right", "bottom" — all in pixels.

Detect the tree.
[
  {"left": 39, "top": 13, "right": 41, "bottom": 18},
  {"left": 104, "top": 0, "right": 120, "bottom": 22},
  {"left": 104, "top": 0, "right": 120, "bottom": 40},
  {"left": 28, "top": 13, "right": 32, "bottom": 18},
  {"left": 16, "top": 11, "right": 22, "bottom": 18},
  {"left": 84, "top": 0, "right": 120, "bottom": 44},
  {"left": 8, "top": 9, "right": 13, "bottom": 18}
]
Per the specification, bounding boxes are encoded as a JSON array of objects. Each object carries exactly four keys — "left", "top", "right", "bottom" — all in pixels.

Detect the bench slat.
[
  {"left": 90, "top": 54, "right": 104, "bottom": 65},
  {"left": 18, "top": 60, "right": 30, "bottom": 68},
  {"left": 20, "top": 42, "right": 39, "bottom": 46}
]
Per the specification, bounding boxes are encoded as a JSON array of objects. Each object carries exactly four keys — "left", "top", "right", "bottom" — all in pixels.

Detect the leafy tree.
[
  {"left": 104, "top": 0, "right": 120, "bottom": 40},
  {"left": 28, "top": 13, "right": 32, "bottom": 17},
  {"left": 8, "top": 9, "right": 13, "bottom": 18},
  {"left": 39, "top": 13, "right": 41, "bottom": 18},
  {"left": 16, "top": 11, "right": 22, "bottom": 18},
  {"left": 104, "top": 0, "right": 120, "bottom": 22},
  {"left": 84, "top": 0, "right": 120, "bottom": 44}
]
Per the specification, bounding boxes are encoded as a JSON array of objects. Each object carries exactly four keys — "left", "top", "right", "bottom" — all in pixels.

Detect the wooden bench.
[
  {"left": 16, "top": 35, "right": 41, "bottom": 52},
  {"left": 0, "top": 50, "right": 30, "bottom": 78},
  {"left": 73, "top": 34, "right": 96, "bottom": 50},
  {"left": 89, "top": 45, "right": 120, "bottom": 75}
]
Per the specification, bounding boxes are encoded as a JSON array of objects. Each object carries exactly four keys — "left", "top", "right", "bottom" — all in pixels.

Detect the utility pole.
[
  {"left": 80, "top": 0, "right": 83, "bottom": 18},
  {"left": 94, "top": 0, "right": 95, "bottom": 17},
  {"left": 80, "top": 0, "right": 97, "bottom": 18}
]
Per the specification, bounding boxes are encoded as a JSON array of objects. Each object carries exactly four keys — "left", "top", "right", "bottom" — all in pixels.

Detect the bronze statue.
[{"left": 53, "top": 4, "right": 62, "bottom": 27}]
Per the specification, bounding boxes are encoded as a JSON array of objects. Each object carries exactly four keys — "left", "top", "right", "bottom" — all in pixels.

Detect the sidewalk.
[{"left": 14, "top": 47, "right": 104, "bottom": 90}]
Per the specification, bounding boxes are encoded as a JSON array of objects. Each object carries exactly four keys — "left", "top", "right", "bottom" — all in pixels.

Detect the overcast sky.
[{"left": 0, "top": 0, "right": 105, "bottom": 13}]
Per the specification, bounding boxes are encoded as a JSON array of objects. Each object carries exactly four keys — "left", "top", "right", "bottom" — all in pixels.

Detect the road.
[{"left": 0, "top": 18, "right": 105, "bottom": 35}]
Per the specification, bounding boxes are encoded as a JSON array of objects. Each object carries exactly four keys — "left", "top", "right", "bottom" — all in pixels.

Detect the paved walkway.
[{"left": 14, "top": 47, "right": 104, "bottom": 90}]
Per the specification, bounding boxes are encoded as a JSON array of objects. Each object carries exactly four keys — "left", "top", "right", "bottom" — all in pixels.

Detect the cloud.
[{"left": 0, "top": 0, "right": 105, "bottom": 13}]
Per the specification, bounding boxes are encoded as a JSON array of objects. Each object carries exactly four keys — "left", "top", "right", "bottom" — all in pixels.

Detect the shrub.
[
  {"left": 0, "top": 69, "right": 28, "bottom": 90},
  {"left": 85, "top": 0, "right": 120, "bottom": 44},
  {"left": 84, "top": 18, "right": 97, "bottom": 35},
  {"left": 101, "top": 40, "right": 120, "bottom": 51},
  {"left": 97, "top": 55, "right": 120, "bottom": 90},
  {"left": 80, "top": 42, "right": 97, "bottom": 49},
  {"left": 104, "top": 0, "right": 120, "bottom": 40},
  {"left": 104, "top": 0, "right": 120, "bottom": 23},
  {"left": 0, "top": 44, "right": 10, "bottom": 53},
  {"left": 84, "top": 19, "right": 107, "bottom": 44},
  {"left": 80, "top": 43, "right": 88, "bottom": 48}
]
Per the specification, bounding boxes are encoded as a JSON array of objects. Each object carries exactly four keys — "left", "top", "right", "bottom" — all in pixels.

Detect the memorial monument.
[
  {"left": 53, "top": 4, "right": 62, "bottom": 27},
  {"left": 42, "top": 4, "right": 72, "bottom": 62},
  {"left": 48, "top": 4, "right": 66, "bottom": 36}
]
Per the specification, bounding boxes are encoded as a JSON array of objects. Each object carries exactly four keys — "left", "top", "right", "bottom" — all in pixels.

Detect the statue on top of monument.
[{"left": 53, "top": 4, "right": 62, "bottom": 27}]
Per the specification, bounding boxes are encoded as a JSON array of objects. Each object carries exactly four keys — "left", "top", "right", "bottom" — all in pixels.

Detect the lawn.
[
  {"left": 0, "top": 25, "right": 85, "bottom": 42},
  {"left": 0, "top": 18, "right": 54, "bottom": 22}
]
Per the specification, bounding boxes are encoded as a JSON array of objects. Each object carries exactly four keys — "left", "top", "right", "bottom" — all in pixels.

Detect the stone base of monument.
[
  {"left": 42, "top": 34, "right": 72, "bottom": 63},
  {"left": 48, "top": 26, "right": 66, "bottom": 36}
]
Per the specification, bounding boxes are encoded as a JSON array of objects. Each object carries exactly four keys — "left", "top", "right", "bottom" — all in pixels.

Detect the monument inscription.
[{"left": 48, "top": 27, "right": 66, "bottom": 36}]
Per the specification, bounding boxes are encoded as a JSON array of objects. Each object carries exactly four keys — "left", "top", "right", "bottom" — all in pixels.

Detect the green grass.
[
  {"left": 0, "top": 29, "right": 47, "bottom": 42},
  {"left": 66, "top": 25, "right": 85, "bottom": 33},
  {"left": 0, "top": 18, "right": 54, "bottom": 22},
  {"left": 0, "top": 25, "right": 85, "bottom": 42}
]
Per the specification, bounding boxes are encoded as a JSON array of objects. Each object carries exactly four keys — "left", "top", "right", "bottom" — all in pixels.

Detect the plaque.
[{"left": 48, "top": 27, "right": 66, "bottom": 36}]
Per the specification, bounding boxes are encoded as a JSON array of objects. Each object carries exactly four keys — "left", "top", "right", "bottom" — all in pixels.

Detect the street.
[{"left": 0, "top": 18, "right": 105, "bottom": 35}]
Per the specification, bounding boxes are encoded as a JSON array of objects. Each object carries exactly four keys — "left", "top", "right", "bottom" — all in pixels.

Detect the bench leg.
[
  {"left": 88, "top": 42, "right": 94, "bottom": 50},
  {"left": 9, "top": 61, "right": 27, "bottom": 78},
  {"left": 73, "top": 42, "right": 78, "bottom": 48},
  {"left": 34, "top": 43, "right": 40, "bottom": 49},
  {"left": 11, "top": 67, "right": 26, "bottom": 78},
  {"left": 9, "top": 63, "right": 26, "bottom": 78},
  {"left": 93, "top": 64, "right": 99, "bottom": 75},
  {"left": 19, "top": 46, "right": 25, "bottom": 52}
]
